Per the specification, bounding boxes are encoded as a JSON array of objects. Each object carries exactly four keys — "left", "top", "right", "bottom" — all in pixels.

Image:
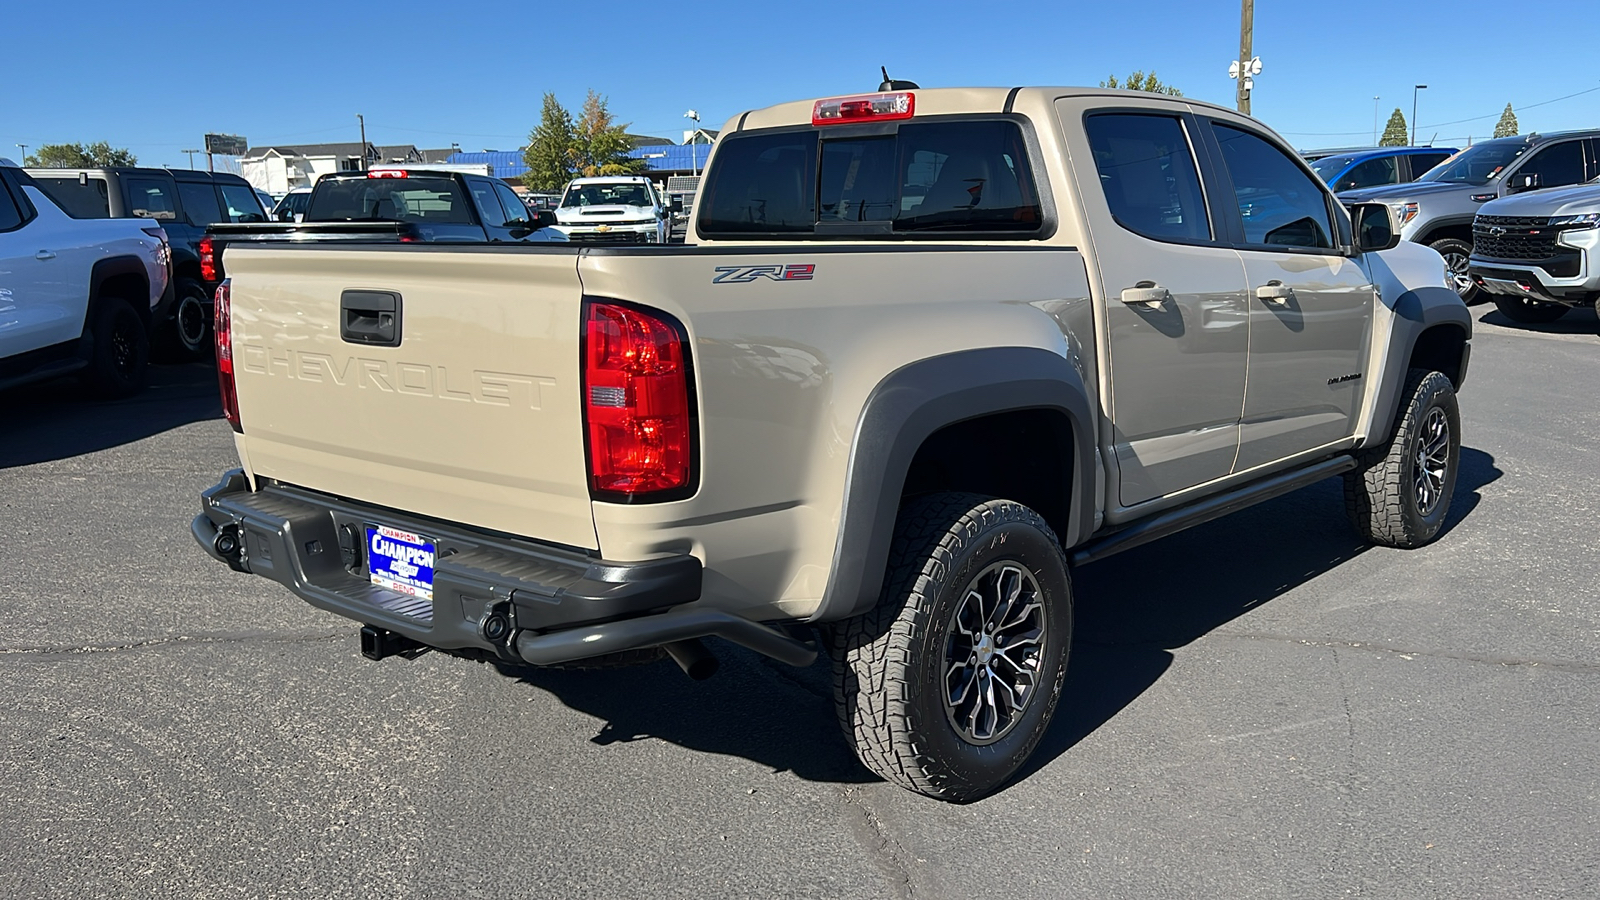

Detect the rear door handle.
[
  {"left": 35, "top": 250, "right": 56, "bottom": 261},
  {"left": 1120, "top": 282, "right": 1170, "bottom": 308},
  {"left": 340, "top": 290, "right": 403, "bottom": 347},
  {"left": 1255, "top": 281, "right": 1294, "bottom": 303}
]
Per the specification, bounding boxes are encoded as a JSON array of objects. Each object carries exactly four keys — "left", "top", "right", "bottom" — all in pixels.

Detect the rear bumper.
[{"left": 191, "top": 470, "right": 814, "bottom": 666}]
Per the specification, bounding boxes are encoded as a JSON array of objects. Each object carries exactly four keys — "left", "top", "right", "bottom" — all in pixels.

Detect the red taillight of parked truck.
[
  {"left": 582, "top": 300, "right": 694, "bottom": 499},
  {"left": 199, "top": 235, "right": 216, "bottom": 282},
  {"left": 215, "top": 279, "right": 241, "bottom": 433}
]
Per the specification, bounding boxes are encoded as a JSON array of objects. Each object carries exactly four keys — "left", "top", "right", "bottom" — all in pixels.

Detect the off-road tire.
[
  {"left": 1343, "top": 369, "right": 1460, "bottom": 548},
  {"left": 826, "top": 493, "right": 1073, "bottom": 802},
  {"left": 82, "top": 297, "right": 149, "bottom": 399},
  {"left": 1492, "top": 295, "right": 1568, "bottom": 325},
  {"left": 1429, "top": 238, "right": 1481, "bottom": 305}
]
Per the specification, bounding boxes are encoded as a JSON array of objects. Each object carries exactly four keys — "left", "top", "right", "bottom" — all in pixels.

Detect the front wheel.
[
  {"left": 1492, "top": 295, "right": 1569, "bottom": 324},
  {"left": 1344, "top": 369, "right": 1460, "bottom": 548},
  {"left": 827, "top": 493, "right": 1073, "bottom": 801},
  {"left": 1429, "top": 238, "right": 1482, "bottom": 305}
]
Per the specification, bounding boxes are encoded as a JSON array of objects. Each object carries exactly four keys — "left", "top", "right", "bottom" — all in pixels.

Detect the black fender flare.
[
  {"left": 87, "top": 255, "right": 152, "bottom": 322},
  {"left": 1365, "top": 284, "right": 1472, "bottom": 448},
  {"left": 808, "top": 347, "right": 1096, "bottom": 624}
]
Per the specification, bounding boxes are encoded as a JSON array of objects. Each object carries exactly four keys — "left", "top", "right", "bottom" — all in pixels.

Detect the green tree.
[
  {"left": 568, "top": 90, "right": 646, "bottom": 177},
  {"left": 1099, "top": 71, "right": 1182, "bottom": 97},
  {"left": 1380, "top": 108, "right": 1409, "bottom": 147},
  {"left": 24, "top": 141, "right": 137, "bottom": 167},
  {"left": 521, "top": 93, "right": 576, "bottom": 192},
  {"left": 1493, "top": 103, "right": 1519, "bottom": 139}
]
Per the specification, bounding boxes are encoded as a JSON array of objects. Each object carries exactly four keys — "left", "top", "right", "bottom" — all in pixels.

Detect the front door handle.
[
  {"left": 1120, "top": 282, "right": 1170, "bottom": 309},
  {"left": 1255, "top": 281, "right": 1294, "bottom": 303},
  {"left": 35, "top": 250, "right": 56, "bottom": 261}
]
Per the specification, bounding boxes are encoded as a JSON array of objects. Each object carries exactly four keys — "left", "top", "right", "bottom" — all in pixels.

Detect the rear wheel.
[
  {"left": 1429, "top": 238, "right": 1481, "bottom": 305},
  {"left": 82, "top": 298, "right": 149, "bottom": 398},
  {"left": 827, "top": 493, "right": 1073, "bottom": 801},
  {"left": 164, "top": 278, "right": 212, "bottom": 360},
  {"left": 1492, "top": 295, "right": 1568, "bottom": 324}
]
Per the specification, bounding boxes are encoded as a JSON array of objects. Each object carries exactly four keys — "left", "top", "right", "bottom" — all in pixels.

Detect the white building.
[{"left": 239, "top": 143, "right": 455, "bottom": 195}]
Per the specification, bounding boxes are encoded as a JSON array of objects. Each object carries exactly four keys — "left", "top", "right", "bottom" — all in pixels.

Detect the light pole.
[
  {"left": 683, "top": 109, "right": 701, "bottom": 177},
  {"left": 182, "top": 148, "right": 200, "bottom": 169},
  {"left": 15, "top": 143, "right": 26, "bottom": 163},
  {"left": 1372, "top": 97, "right": 1380, "bottom": 145},
  {"left": 1411, "top": 85, "right": 1427, "bottom": 146}
]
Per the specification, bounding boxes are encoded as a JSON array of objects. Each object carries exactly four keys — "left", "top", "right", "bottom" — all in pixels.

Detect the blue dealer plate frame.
[{"left": 366, "top": 524, "right": 436, "bottom": 601}]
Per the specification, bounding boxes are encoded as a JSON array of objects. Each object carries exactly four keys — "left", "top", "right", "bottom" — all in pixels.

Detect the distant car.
[
  {"left": 253, "top": 188, "right": 275, "bottom": 214},
  {"left": 0, "top": 158, "right": 171, "bottom": 397},
  {"left": 552, "top": 176, "right": 671, "bottom": 244},
  {"left": 271, "top": 187, "right": 313, "bottom": 222},
  {"left": 1468, "top": 175, "right": 1600, "bottom": 325},
  {"left": 26, "top": 166, "right": 267, "bottom": 358},
  {"left": 1309, "top": 146, "right": 1458, "bottom": 193}
]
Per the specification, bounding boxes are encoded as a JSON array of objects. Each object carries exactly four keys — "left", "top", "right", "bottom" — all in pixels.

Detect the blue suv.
[{"left": 1308, "top": 146, "right": 1459, "bottom": 193}]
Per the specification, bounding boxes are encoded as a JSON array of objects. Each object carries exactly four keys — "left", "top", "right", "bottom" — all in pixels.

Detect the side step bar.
[
  {"left": 1070, "top": 455, "right": 1358, "bottom": 567},
  {"left": 514, "top": 606, "right": 818, "bottom": 669}
]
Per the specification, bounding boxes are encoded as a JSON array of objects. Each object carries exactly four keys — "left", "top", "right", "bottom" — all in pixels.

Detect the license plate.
[{"left": 366, "top": 525, "right": 435, "bottom": 601}]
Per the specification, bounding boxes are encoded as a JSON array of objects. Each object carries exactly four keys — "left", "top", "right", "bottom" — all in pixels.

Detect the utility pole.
[
  {"left": 15, "top": 143, "right": 26, "bottom": 163},
  {"left": 1237, "top": 0, "right": 1254, "bottom": 114},
  {"left": 182, "top": 148, "right": 200, "bottom": 169},
  {"left": 357, "top": 114, "right": 368, "bottom": 171},
  {"left": 1373, "top": 97, "right": 1381, "bottom": 145},
  {"left": 1411, "top": 85, "right": 1427, "bottom": 146}
]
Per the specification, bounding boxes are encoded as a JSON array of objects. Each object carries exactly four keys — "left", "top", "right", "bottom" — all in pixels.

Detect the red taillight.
[
  {"left": 215, "top": 279, "right": 241, "bottom": 433},
  {"left": 367, "top": 168, "right": 408, "bottom": 178},
  {"left": 198, "top": 235, "right": 216, "bottom": 282},
  {"left": 582, "top": 301, "right": 693, "bottom": 498},
  {"left": 812, "top": 91, "right": 915, "bottom": 125}
]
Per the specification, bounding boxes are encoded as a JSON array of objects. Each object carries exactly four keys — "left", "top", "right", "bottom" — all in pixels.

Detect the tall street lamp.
[
  {"left": 683, "top": 109, "right": 701, "bottom": 177},
  {"left": 15, "top": 143, "right": 26, "bottom": 162},
  {"left": 1372, "top": 97, "right": 1381, "bottom": 145},
  {"left": 1412, "top": 85, "right": 1427, "bottom": 146}
]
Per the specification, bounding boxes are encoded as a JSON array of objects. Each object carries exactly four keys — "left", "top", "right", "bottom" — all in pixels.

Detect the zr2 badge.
[{"left": 712, "top": 264, "right": 816, "bottom": 284}]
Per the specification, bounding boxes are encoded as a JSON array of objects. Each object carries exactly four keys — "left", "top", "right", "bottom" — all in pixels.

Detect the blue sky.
[{"left": 4, "top": 0, "right": 1597, "bottom": 169}]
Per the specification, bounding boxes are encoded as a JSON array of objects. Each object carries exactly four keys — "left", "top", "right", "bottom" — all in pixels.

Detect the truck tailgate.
[{"left": 224, "top": 245, "right": 597, "bottom": 550}]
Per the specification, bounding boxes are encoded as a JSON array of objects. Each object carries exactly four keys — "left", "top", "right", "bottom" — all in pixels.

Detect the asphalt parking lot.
[{"left": 2, "top": 308, "right": 1596, "bottom": 899}]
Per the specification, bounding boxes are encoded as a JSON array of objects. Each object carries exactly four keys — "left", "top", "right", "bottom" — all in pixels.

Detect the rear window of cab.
[{"left": 697, "top": 119, "right": 1045, "bottom": 239}]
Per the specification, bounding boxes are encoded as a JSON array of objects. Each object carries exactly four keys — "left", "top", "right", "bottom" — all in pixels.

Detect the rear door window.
[
  {"left": 0, "top": 181, "right": 24, "bottom": 231},
  {"left": 33, "top": 176, "right": 111, "bottom": 218},
  {"left": 698, "top": 119, "right": 1043, "bottom": 238},
  {"left": 177, "top": 182, "right": 223, "bottom": 226},
  {"left": 125, "top": 178, "right": 177, "bottom": 220},
  {"left": 467, "top": 179, "right": 509, "bottom": 227},
  {"left": 1210, "top": 123, "right": 1335, "bottom": 250},
  {"left": 1083, "top": 113, "right": 1210, "bottom": 242},
  {"left": 1407, "top": 152, "right": 1450, "bottom": 178}
]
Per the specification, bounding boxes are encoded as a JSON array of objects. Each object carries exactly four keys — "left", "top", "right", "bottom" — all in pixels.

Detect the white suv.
[
  {"left": 0, "top": 158, "right": 171, "bottom": 397},
  {"left": 551, "top": 175, "right": 669, "bottom": 243}
]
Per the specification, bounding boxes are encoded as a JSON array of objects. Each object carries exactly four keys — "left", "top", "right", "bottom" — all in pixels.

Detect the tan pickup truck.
[{"left": 192, "top": 85, "right": 1471, "bottom": 801}]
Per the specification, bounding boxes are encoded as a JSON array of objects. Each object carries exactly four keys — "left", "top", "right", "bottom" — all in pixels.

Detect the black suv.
[{"left": 27, "top": 167, "right": 268, "bottom": 358}]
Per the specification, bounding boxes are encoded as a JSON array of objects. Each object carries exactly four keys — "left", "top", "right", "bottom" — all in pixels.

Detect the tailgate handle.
[{"left": 340, "top": 290, "right": 402, "bottom": 347}]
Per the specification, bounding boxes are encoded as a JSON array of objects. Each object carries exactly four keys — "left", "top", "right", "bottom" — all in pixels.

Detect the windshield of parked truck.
[
  {"left": 1415, "top": 139, "right": 1529, "bottom": 185},
  {"left": 560, "top": 183, "right": 653, "bottom": 208},
  {"left": 307, "top": 176, "right": 473, "bottom": 224},
  {"left": 1309, "top": 155, "right": 1357, "bottom": 183}
]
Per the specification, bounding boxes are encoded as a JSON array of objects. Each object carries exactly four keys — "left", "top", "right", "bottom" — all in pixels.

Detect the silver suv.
[
  {"left": 1467, "top": 177, "right": 1600, "bottom": 324},
  {"left": 1339, "top": 130, "right": 1600, "bottom": 303}
]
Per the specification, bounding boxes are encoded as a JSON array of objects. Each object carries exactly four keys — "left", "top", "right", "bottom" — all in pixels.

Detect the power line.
[{"left": 1277, "top": 82, "right": 1600, "bottom": 137}]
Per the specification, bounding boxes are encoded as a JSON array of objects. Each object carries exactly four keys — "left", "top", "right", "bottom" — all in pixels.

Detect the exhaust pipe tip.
[{"left": 663, "top": 638, "right": 719, "bottom": 681}]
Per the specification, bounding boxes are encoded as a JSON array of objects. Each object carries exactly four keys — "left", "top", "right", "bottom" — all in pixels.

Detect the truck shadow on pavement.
[
  {"left": 0, "top": 363, "right": 220, "bottom": 469},
  {"left": 498, "top": 448, "right": 1500, "bottom": 792},
  {"left": 1476, "top": 305, "right": 1598, "bottom": 336}
]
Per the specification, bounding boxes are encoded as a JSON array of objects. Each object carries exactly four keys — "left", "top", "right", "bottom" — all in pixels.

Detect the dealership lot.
[{"left": 1, "top": 309, "right": 1596, "bottom": 899}]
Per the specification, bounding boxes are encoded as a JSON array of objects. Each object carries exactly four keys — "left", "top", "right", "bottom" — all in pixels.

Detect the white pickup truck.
[
  {"left": 0, "top": 158, "right": 171, "bottom": 396},
  {"left": 551, "top": 175, "right": 670, "bottom": 244},
  {"left": 192, "top": 87, "right": 1470, "bottom": 801}
]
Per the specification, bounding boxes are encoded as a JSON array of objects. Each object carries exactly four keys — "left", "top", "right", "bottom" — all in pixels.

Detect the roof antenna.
[{"left": 879, "top": 66, "right": 919, "bottom": 91}]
